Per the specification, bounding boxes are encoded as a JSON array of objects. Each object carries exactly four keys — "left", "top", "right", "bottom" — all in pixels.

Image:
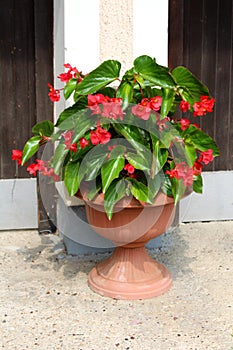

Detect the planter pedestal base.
[{"left": 88, "top": 246, "right": 172, "bottom": 300}]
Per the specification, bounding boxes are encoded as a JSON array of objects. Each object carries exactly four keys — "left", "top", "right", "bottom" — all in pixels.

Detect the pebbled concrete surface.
[{"left": 0, "top": 221, "right": 233, "bottom": 350}]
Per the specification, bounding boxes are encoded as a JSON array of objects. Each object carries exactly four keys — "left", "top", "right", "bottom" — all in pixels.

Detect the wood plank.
[
  {"left": 34, "top": 0, "right": 56, "bottom": 232},
  {"left": 168, "top": 0, "right": 184, "bottom": 68},
  {"left": 0, "top": 0, "right": 36, "bottom": 178},
  {"left": 214, "top": 0, "right": 232, "bottom": 170}
]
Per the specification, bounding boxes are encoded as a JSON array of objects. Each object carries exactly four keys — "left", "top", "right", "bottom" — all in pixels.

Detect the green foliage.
[
  {"left": 19, "top": 54, "right": 220, "bottom": 219},
  {"left": 22, "top": 135, "right": 42, "bottom": 165}
]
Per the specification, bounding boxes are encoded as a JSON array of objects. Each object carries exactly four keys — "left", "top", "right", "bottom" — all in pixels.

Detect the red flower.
[
  {"left": 90, "top": 131, "right": 100, "bottom": 145},
  {"left": 200, "top": 95, "right": 215, "bottom": 112},
  {"left": 166, "top": 162, "right": 193, "bottom": 187},
  {"left": 88, "top": 94, "right": 109, "bottom": 115},
  {"left": 58, "top": 63, "right": 78, "bottom": 83},
  {"left": 124, "top": 163, "right": 135, "bottom": 174},
  {"left": 69, "top": 144, "right": 78, "bottom": 152},
  {"left": 62, "top": 130, "right": 73, "bottom": 142},
  {"left": 180, "top": 100, "right": 190, "bottom": 113},
  {"left": 79, "top": 137, "right": 89, "bottom": 148},
  {"left": 102, "top": 101, "right": 124, "bottom": 120},
  {"left": 88, "top": 94, "right": 109, "bottom": 106},
  {"left": 192, "top": 161, "right": 203, "bottom": 176},
  {"left": 12, "top": 149, "right": 23, "bottom": 165},
  {"left": 48, "top": 83, "right": 60, "bottom": 102},
  {"left": 199, "top": 149, "right": 214, "bottom": 165},
  {"left": 156, "top": 116, "right": 170, "bottom": 131},
  {"left": 90, "top": 126, "right": 111, "bottom": 145},
  {"left": 27, "top": 163, "right": 40, "bottom": 176},
  {"left": 132, "top": 103, "right": 151, "bottom": 120},
  {"left": 165, "top": 168, "right": 178, "bottom": 179},
  {"left": 180, "top": 118, "right": 190, "bottom": 131},
  {"left": 62, "top": 131, "right": 77, "bottom": 152},
  {"left": 193, "top": 95, "right": 215, "bottom": 116},
  {"left": 149, "top": 96, "right": 162, "bottom": 111}
]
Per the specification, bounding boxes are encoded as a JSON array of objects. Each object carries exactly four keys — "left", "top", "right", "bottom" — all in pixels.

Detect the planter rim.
[{"left": 77, "top": 189, "right": 174, "bottom": 209}]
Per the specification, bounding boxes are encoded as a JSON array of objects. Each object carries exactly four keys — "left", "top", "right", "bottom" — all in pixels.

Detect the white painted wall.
[
  {"left": 0, "top": 179, "right": 38, "bottom": 230},
  {"left": 62, "top": 0, "right": 168, "bottom": 70},
  {"left": 64, "top": 0, "right": 100, "bottom": 72},
  {"left": 180, "top": 172, "right": 233, "bottom": 222},
  {"left": 133, "top": 0, "right": 169, "bottom": 65}
]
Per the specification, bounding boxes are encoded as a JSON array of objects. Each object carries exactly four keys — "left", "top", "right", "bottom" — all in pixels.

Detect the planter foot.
[{"left": 88, "top": 246, "right": 172, "bottom": 300}]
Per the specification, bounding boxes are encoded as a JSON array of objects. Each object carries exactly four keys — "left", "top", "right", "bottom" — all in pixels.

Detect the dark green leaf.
[
  {"left": 64, "top": 78, "right": 78, "bottom": 99},
  {"left": 97, "top": 86, "right": 116, "bottom": 98},
  {"left": 193, "top": 174, "right": 203, "bottom": 193},
  {"left": 134, "top": 55, "right": 176, "bottom": 88},
  {"left": 53, "top": 143, "right": 69, "bottom": 174},
  {"left": 56, "top": 97, "right": 88, "bottom": 126},
  {"left": 104, "top": 179, "right": 126, "bottom": 220},
  {"left": 160, "top": 88, "right": 176, "bottom": 118},
  {"left": 32, "top": 121, "right": 54, "bottom": 137},
  {"left": 150, "top": 138, "right": 168, "bottom": 177},
  {"left": 161, "top": 174, "right": 173, "bottom": 197},
  {"left": 185, "top": 125, "right": 220, "bottom": 156},
  {"left": 76, "top": 60, "right": 121, "bottom": 95},
  {"left": 171, "top": 177, "right": 186, "bottom": 204},
  {"left": 127, "top": 178, "right": 153, "bottom": 203},
  {"left": 64, "top": 161, "right": 80, "bottom": 196},
  {"left": 22, "top": 135, "right": 42, "bottom": 165},
  {"left": 72, "top": 115, "right": 96, "bottom": 143},
  {"left": 184, "top": 143, "right": 197, "bottom": 167},
  {"left": 113, "top": 123, "right": 149, "bottom": 157},
  {"left": 109, "top": 145, "right": 126, "bottom": 159},
  {"left": 172, "top": 66, "right": 210, "bottom": 102},
  {"left": 117, "top": 82, "right": 133, "bottom": 109},
  {"left": 125, "top": 152, "right": 151, "bottom": 173},
  {"left": 101, "top": 156, "right": 125, "bottom": 193},
  {"left": 82, "top": 149, "right": 108, "bottom": 181},
  {"left": 87, "top": 178, "right": 102, "bottom": 201},
  {"left": 148, "top": 174, "right": 161, "bottom": 201}
]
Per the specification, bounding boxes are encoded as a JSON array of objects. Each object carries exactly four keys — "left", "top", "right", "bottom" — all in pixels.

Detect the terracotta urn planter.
[{"left": 81, "top": 191, "right": 175, "bottom": 300}]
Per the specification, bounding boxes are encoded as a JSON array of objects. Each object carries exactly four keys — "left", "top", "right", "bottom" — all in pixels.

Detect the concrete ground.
[{"left": 0, "top": 221, "right": 233, "bottom": 350}]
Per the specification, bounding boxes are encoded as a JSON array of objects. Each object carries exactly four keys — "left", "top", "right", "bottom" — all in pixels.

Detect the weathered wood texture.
[
  {"left": 169, "top": 0, "right": 233, "bottom": 170},
  {"left": 0, "top": 0, "right": 54, "bottom": 179},
  {"left": 0, "top": 0, "right": 55, "bottom": 231}
]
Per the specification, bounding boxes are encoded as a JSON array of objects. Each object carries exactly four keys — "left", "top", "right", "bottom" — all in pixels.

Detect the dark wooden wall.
[
  {"left": 0, "top": 0, "right": 53, "bottom": 179},
  {"left": 168, "top": 0, "right": 233, "bottom": 171},
  {"left": 0, "top": 0, "right": 55, "bottom": 231}
]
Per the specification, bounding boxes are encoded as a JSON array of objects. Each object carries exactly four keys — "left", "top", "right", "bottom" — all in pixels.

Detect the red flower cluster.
[
  {"left": 48, "top": 83, "right": 60, "bottom": 102},
  {"left": 193, "top": 96, "right": 215, "bottom": 116},
  {"left": 199, "top": 149, "right": 214, "bottom": 165},
  {"left": 124, "top": 163, "right": 135, "bottom": 174},
  {"left": 12, "top": 150, "right": 59, "bottom": 180},
  {"left": 180, "top": 118, "right": 190, "bottom": 131},
  {"left": 192, "top": 150, "right": 213, "bottom": 176},
  {"left": 166, "top": 149, "right": 214, "bottom": 185},
  {"left": 27, "top": 159, "right": 59, "bottom": 180},
  {"left": 62, "top": 131, "right": 78, "bottom": 152},
  {"left": 166, "top": 162, "right": 194, "bottom": 187},
  {"left": 179, "top": 96, "right": 215, "bottom": 117},
  {"left": 12, "top": 149, "right": 23, "bottom": 165},
  {"left": 132, "top": 96, "right": 162, "bottom": 120},
  {"left": 88, "top": 94, "right": 124, "bottom": 120},
  {"left": 62, "top": 131, "right": 89, "bottom": 152},
  {"left": 90, "top": 126, "right": 111, "bottom": 145},
  {"left": 57, "top": 63, "right": 78, "bottom": 83},
  {"left": 179, "top": 100, "right": 190, "bottom": 113}
]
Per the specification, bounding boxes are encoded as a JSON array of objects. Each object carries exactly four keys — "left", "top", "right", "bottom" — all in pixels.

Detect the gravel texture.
[{"left": 0, "top": 221, "right": 233, "bottom": 350}]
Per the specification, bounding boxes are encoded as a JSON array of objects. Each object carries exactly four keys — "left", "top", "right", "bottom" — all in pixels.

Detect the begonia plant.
[{"left": 12, "top": 55, "right": 219, "bottom": 219}]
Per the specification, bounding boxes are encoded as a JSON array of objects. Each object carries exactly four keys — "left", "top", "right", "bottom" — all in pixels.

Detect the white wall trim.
[
  {"left": 0, "top": 179, "right": 38, "bottom": 230},
  {"left": 180, "top": 171, "right": 233, "bottom": 222},
  {"left": 133, "top": 0, "right": 169, "bottom": 66}
]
